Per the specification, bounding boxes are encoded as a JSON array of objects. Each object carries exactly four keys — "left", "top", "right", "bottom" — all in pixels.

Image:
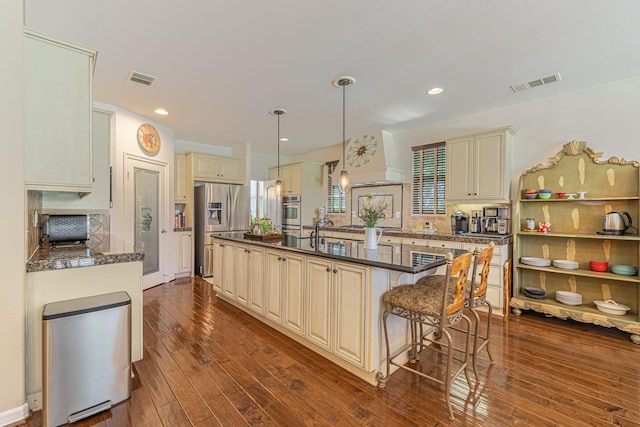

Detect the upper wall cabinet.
[
  {"left": 25, "top": 29, "right": 96, "bottom": 192},
  {"left": 174, "top": 153, "right": 187, "bottom": 203},
  {"left": 188, "top": 152, "right": 245, "bottom": 184},
  {"left": 42, "top": 110, "right": 111, "bottom": 212},
  {"left": 445, "top": 126, "right": 515, "bottom": 203}
]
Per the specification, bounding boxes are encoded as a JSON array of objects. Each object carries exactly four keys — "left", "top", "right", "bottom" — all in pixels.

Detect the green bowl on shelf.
[{"left": 537, "top": 192, "right": 551, "bottom": 199}]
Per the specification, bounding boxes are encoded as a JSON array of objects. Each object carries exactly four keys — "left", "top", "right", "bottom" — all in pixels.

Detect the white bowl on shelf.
[
  {"left": 521, "top": 257, "right": 551, "bottom": 267},
  {"left": 553, "top": 259, "right": 579, "bottom": 270},
  {"left": 594, "top": 300, "right": 630, "bottom": 315}
]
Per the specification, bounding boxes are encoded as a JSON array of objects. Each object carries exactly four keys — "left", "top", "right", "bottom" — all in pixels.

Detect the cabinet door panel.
[
  {"left": 283, "top": 254, "right": 304, "bottom": 335},
  {"left": 306, "top": 259, "right": 332, "bottom": 350},
  {"left": 249, "top": 248, "right": 265, "bottom": 314},
  {"left": 235, "top": 245, "right": 249, "bottom": 305},
  {"left": 25, "top": 32, "right": 94, "bottom": 191},
  {"left": 475, "top": 133, "right": 505, "bottom": 198},
  {"left": 212, "top": 241, "right": 223, "bottom": 292},
  {"left": 334, "top": 263, "right": 367, "bottom": 368},
  {"left": 445, "top": 137, "right": 473, "bottom": 200},
  {"left": 265, "top": 251, "right": 283, "bottom": 323},
  {"left": 222, "top": 244, "right": 236, "bottom": 299}
]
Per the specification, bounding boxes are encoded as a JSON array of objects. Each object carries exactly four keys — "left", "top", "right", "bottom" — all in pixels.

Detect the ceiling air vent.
[
  {"left": 510, "top": 73, "right": 561, "bottom": 93},
  {"left": 126, "top": 70, "right": 158, "bottom": 88}
]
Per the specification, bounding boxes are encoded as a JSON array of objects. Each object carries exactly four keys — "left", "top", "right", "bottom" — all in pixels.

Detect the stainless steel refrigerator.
[{"left": 194, "top": 183, "right": 250, "bottom": 277}]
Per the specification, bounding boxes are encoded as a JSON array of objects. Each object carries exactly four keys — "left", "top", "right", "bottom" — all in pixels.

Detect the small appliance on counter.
[
  {"left": 42, "top": 214, "right": 90, "bottom": 247},
  {"left": 470, "top": 210, "right": 482, "bottom": 233},
  {"left": 482, "top": 206, "right": 511, "bottom": 235},
  {"left": 450, "top": 211, "right": 469, "bottom": 234}
]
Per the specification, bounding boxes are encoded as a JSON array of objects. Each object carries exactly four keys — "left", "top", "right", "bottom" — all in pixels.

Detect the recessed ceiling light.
[
  {"left": 155, "top": 108, "right": 168, "bottom": 115},
  {"left": 280, "top": 137, "right": 288, "bottom": 142},
  {"left": 427, "top": 87, "right": 444, "bottom": 95}
]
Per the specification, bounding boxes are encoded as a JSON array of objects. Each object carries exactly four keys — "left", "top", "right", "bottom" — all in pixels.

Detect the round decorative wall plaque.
[{"left": 137, "top": 123, "right": 161, "bottom": 155}]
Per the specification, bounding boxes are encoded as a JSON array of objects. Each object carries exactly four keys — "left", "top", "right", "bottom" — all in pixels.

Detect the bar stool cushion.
[{"left": 383, "top": 282, "right": 451, "bottom": 317}]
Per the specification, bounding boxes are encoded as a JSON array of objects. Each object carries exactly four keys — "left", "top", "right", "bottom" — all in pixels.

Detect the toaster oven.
[{"left": 43, "top": 215, "right": 90, "bottom": 246}]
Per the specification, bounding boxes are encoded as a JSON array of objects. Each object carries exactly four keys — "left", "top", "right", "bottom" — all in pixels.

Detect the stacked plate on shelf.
[
  {"left": 555, "top": 290, "right": 582, "bottom": 305},
  {"left": 524, "top": 286, "right": 546, "bottom": 299},
  {"left": 521, "top": 257, "right": 551, "bottom": 267},
  {"left": 553, "top": 259, "right": 579, "bottom": 270}
]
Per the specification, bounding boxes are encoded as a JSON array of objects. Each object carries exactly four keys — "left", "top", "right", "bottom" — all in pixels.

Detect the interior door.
[{"left": 124, "top": 154, "right": 168, "bottom": 289}]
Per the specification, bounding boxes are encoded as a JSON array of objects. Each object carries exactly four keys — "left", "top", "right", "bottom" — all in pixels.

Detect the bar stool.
[
  {"left": 417, "top": 243, "right": 495, "bottom": 377},
  {"left": 377, "top": 252, "right": 473, "bottom": 421},
  {"left": 465, "top": 243, "right": 495, "bottom": 376}
]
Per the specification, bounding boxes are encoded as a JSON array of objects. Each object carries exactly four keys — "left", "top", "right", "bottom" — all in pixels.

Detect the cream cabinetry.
[
  {"left": 264, "top": 249, "right": 305, "bottom": 335},
  {"left": 212, "top": 239, "right": 234, "bottom": 294},
  {"left": 269, "top": 162, "right": 303, "bottom": 195},
  {"left": 247, "top": 247, "right": 266, "bottom": 314},
  {"left": 174, "top": 153, "right": 187, "bottom": 202},
  {"left": 41, "top": 110, "right": 111, "bottom": 212},
  {"left": 188, "top": 152, "right": 245, "bottom": 184},
  {"left": 511, "top": 141, "right": 640, "bottom": 343},
  {"left": 305, "top": 257, "right": 368, "bottom": 367},
  {"left": 269, "top": 161, "right": 323, "bottom": 225},
  {"left": 25, "top": 29, "right": 96, "bottom": 192},
  {"left": 445, "top": 126, "right": 515, "bottom": 203},
  {"left": 174, "top": 231, "right": 192, "bottom": 277}
]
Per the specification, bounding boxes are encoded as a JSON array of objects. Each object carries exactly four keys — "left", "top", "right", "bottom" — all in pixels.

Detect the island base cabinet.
[
  {"left": 213, "top": 238, "right": 415, "bottom": 386},
  {"left": 248, "top": 247, "right": 265, "bottom": 314},
  {"left": 306, "top": 259, "right": 333, "bottom": 351},
  {"left": 334, "top": 263, "right": 368, "bottom": 368}
]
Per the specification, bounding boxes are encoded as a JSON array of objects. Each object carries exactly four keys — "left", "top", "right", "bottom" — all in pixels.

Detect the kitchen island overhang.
[{"left": 209, "top": 232, "right": 466, "bottom": 386}]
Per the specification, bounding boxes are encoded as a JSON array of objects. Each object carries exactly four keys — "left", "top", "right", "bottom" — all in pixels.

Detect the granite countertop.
[
  {"left": 27, "top": 238, "right": 144, "bottom": 273},
  {"left": 302, "top": 225, "right": 513, "bottom": 245},
  {"left": 214, "top": 232, "right": 466, "bottom": 274}
]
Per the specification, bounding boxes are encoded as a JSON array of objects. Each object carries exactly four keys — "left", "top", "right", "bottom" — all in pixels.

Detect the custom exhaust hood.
[{"left": 331, "top": 131, "right": 405, "bottom": 186}]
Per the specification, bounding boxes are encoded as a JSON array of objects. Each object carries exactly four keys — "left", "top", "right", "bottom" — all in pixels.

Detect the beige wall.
[{"left": 0, "top": 0, "right": 28, "bottom": 421}]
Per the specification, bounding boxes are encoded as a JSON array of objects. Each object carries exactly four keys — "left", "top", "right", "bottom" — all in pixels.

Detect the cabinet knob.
[
  {"left": 277, "top": 256, "right": 282, "bottom": 260},
  {"left": 282, "top": 257, "right": 287, "bottom": 262},
  {"left": 333, "top": 269, "right": 338, "bottom": 273},
  {"left": 247, "top": 250, "right": 251, "bottom": 254},
  {"left": 326, "top": 267, "right": 331, "bottom": 272}
]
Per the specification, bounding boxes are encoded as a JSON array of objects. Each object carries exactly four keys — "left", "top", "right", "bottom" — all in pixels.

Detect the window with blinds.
[
  {"left": 411, "top": 142, "right": 446, "bottom": 215},
  {"left": 326, "top": 161, "right": 346, "bottom": 213}
]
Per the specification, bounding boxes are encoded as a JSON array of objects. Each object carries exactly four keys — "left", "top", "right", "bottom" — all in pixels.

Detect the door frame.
[{"left": 123, "top": 152, "right": 169, "bottom": 289}]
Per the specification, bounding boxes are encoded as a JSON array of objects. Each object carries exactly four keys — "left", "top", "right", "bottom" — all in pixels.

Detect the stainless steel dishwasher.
[{"left": 42, "top": 291, "right": 131, "bottom": 427}]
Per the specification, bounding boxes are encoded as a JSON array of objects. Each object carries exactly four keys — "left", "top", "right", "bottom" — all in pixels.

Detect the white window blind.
[
  {"left": 411, "top": 142, "right": 446, "bottom": 215},
  {"left": 326, "top": 161, "right": 345, "bottom": 213}
]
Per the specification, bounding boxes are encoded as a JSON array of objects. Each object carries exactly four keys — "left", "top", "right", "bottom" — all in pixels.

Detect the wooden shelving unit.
[{"left": 511, "top": 140, "right": 640, "bottom": 343}]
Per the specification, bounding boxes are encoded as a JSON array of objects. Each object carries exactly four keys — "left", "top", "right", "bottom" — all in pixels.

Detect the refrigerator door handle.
[{"left": 228, "top": 189, "right": 232, "bottom": 230}]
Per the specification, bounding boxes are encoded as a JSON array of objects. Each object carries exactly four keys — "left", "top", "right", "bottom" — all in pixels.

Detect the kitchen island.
[
  {"left": 25, "top": 241, "right": 143, "bottom": 410},
  {"left": 211, "top": 232, "right": 465, "bottom": 386}
]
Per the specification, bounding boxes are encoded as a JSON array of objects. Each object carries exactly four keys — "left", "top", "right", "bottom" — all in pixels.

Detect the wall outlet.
[
  {"left": 352, "top": 211, "right": 356, "bottom": 217},
  {"left": 395, "top": 211, "right": 400, "bottom": 219}
]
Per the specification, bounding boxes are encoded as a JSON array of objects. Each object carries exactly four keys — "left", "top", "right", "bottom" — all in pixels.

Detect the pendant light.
[
  {"left": 332, "top": 76, "right": 356, "bottom": 194},
  {"left": 269, "top": 108, "right": 287, "bottom": 196}
]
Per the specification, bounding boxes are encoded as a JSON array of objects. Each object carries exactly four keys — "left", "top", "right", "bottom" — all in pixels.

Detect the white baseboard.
[{"left": 0, "top": 402, "right": 28, "bottom": 427}]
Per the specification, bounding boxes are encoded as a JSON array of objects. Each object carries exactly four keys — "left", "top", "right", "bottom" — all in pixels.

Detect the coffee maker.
[
  {"left": 482, "top": 206, "right": 511, "bottom": 235},
  {"left": 450, "top": 211, "right": 469, "bottom": 234},
  {"left": 470, "top": 210, "right": 482, "bottom": 233}
]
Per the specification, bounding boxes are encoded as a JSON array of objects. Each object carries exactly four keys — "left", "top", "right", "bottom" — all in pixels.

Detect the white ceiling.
[{"left": 24, "top": 0, "right": 640, "bottom": 156}]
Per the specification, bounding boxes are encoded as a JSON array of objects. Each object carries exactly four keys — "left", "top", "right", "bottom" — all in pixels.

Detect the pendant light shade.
[
  {"left": 269, "top": 108, "right": 287, "bottom": 197},
  {"left": 332, "top": 76, "right": 356, "bottom": 194}
]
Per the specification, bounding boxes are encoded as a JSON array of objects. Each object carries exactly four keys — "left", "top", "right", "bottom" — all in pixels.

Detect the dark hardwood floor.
[{"left": 23, "top": 276, "right": 640, "bottom": 426}]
